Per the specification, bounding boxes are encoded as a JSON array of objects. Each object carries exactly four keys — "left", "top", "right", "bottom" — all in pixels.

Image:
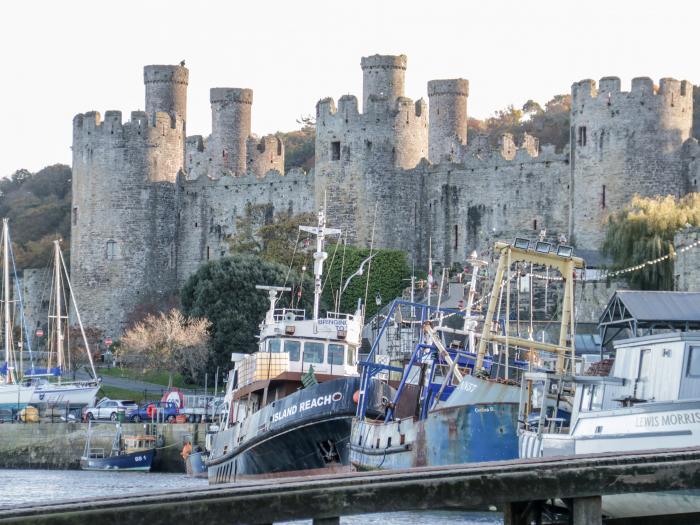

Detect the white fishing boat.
[
  {"left": 518, "top": 331, "right": 700, "bottom": 519},
  {"left": 27, "top": 240, "right": 99, "bottom": 406},
  {"left": 0, "top": 218, "right": 34, "bottom": 409}
]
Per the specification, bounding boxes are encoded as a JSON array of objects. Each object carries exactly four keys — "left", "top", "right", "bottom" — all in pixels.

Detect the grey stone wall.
[
  {"left": 19, "top": 268, "right": 49, "bottom": 337},
  {"left": 674, "top": 227, "right": 700, "bottom": 291},
  {"left": 570, "top": 77, "right": 693, "bottom": 250}
]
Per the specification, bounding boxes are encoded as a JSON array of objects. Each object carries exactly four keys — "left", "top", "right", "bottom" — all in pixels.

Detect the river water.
[{"left": 0, "top": 470, "right": 503, "bottom": 524}]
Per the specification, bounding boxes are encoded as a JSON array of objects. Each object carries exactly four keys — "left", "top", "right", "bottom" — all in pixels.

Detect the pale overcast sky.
[{"left": 1, "top": 0, "right": 698, "bottom": 176}]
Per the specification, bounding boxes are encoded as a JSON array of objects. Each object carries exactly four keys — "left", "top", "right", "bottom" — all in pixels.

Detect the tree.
[
  {"left": 602, "top": 194, "right": 700, "bottom": 290},
  {"left": 180, "top": 254, "right": 316, "bottom": 369},
  {"left": 322, "top": 244, "right": 411, "bottom": 319},
  {"left": 119, "top": 309, "right": 211, "bottom": 386},
  {"left": 66, "top": 326, "right": 103, "bottom": 379},
  {"left": 276, "top": 119, "right": 316, "bottom": 172}
]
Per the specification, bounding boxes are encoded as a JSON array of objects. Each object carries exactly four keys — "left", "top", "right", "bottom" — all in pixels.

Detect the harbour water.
[{"left": 0, "top": 470, "right": 502, "bottom": 524}]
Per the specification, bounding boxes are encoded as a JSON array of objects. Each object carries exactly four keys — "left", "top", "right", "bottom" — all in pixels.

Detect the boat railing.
[
  {"left": 87, "top": 448, "right": 105, "bottom": 459},
  {"left": 325, "top": 311, "right": 355, "bottom": 322},
  {"left": 273, "top": 308, "right": 306, "bottom": 322}
]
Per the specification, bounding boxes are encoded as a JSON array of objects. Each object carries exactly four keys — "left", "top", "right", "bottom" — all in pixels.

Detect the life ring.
[{"left": 146, "top": 403, "right": 156, "bottom": 419}]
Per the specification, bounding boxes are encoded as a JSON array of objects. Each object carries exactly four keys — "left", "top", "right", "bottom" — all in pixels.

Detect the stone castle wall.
[
  {"left": 70, "top": 56, "right": 700, "bottom": 337},
  {"left": 674, "top": 227, "right": 700, "bottom": 292}
]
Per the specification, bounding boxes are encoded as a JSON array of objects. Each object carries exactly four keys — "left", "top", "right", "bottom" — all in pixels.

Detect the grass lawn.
[
  {"left": 97, "top": 385, "right": 152, "bottom": 404},
  {"left": 98, "top": 367, "right": 195, "bottom": 389}
]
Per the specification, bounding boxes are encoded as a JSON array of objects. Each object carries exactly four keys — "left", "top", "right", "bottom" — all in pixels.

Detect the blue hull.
[
  {"left": 80, "top": 449, "right": 155, "bottom": 471},
  {"left": 350, "top": 402, "right": 519, "bottom": 470}
]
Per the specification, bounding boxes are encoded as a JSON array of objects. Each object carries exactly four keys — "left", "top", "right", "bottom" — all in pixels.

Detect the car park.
[{"left": 84, "top": 398, "right": 138, "bottom": 421}]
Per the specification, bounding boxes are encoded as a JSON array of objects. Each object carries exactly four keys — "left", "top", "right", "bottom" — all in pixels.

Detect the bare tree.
[{"left": 119, "top": 309, "right": 211, "bottom": 387}]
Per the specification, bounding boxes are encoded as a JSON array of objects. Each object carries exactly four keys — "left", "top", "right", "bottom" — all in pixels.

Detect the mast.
[
  {"left": 53, "top": 241, "right": 63, "bottom": 378},
  {"left": 299, "top": 207, "right": 340, "bottom": 321},
  {"left": 2, "top": 219, "right": 10, "bottom": 383}
]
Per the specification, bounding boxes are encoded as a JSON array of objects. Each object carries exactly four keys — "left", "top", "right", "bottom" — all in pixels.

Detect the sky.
[{"left": 1, "top": 0, "right": 699, "bottom": 176}]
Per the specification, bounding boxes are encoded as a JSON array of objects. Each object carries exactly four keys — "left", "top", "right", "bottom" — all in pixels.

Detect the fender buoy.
[
  {"left": 146, "top": 404, "right": 156, "bottom": 419},
  {"left": 352, "top": 390, "right": 360, "bottom": 404}
]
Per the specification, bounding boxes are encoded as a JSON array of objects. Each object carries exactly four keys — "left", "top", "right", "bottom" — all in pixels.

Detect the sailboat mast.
[
  {"left": 53, "top": 241, "right": 63, "bottom": 374},
  {"left": 2, "top": 219, "right": 10, "bottom": 383}
]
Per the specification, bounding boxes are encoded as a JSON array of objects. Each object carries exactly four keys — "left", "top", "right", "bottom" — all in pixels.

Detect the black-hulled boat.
[
  {"left": 206, "top": 208, "right": 387, "bottom": 483},
  {"left": 80, "top": 421, "right": 156, "bottom": 471}
]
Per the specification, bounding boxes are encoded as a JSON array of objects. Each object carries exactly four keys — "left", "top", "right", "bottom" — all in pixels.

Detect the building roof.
[{"left": 611, "top": 291, "right": 700, "bottom": 322}]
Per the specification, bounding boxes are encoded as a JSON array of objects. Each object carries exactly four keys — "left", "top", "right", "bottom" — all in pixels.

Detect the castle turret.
[
  {"left": 570, "top": 76, "right": 693, "bottom": 249},
  {"left": 209, "top": 88, "right": 253, "bottom": 176},
  {"left": 428, "top": 78, "right": 469, "bottom": 163},
  {"left": 361, "top": 54, "right": 407, "bottom": 112},
  {"left": 144, "top": 65, "right": 189, "bottom": 123}
]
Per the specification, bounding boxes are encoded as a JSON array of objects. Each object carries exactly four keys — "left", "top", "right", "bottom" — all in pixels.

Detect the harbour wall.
[{"left": 0, "top": 422, "right": 206, "bottom": 472}]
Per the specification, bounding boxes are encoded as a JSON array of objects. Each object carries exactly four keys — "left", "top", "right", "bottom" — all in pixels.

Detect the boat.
[
  {"left": 80, "top": 420, "right": 157, "bottom": 471},
  {"left": 26, "top": 240, "right": 100, "bottom": 407},
  {"left": 206, "top": 207, "right": 388, "bottom": 483},
  {"left": 0, "top": 218, "right": 35, "bottom": 409},
  {"left": 518, "top": 331, "right": 700, "bottom": 519},
  {"left": 350, "top": 239, "right": 583, "bottom": 470}
]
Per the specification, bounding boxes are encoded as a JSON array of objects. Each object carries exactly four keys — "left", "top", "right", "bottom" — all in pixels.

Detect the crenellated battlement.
[
  {"left": 572, "top": 76, "right": 692, "bottom": 113},
  {"left": 72, "top": 110, "right": 184, "bottom": 137}
]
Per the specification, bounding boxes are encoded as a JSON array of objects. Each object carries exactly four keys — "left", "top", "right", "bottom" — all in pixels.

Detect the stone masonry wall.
[{"left": 674, "top": 227, "right": 700, "bottom": 291}]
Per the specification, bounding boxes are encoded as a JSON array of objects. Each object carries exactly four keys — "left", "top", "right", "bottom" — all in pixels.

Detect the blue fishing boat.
[
  {"left": 351, "top": 240, "right": 582, "bottom": 470},
  {"left": 80, "top": 421, "right": 156, "bottom": 471}
]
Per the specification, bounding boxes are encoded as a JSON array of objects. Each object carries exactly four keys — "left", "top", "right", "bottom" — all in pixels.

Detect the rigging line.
[
  {"left": 281, "top": 227, "right": 301, "bottom": 303},
  {"left": 363, "top": 202, "right": 379, "bottom": 319},
  {"left": 336, "top": 232, "right": 348, "bottom": 312},
  {"left": 321, "top": 233, "right": 341, "bottom": 295}
]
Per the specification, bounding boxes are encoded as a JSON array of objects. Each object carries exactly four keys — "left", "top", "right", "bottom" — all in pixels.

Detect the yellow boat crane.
[{"left": 475, "top": 240, "right": 585, "bottom": 376}]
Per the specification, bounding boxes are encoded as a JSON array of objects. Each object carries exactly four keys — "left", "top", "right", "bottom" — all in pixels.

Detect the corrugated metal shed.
[
  {"left": 611, "top": 291, "right": 700, "bottom": 322},
  {"left": 598, "top": 291, "right": 700, "bottom": 349}
]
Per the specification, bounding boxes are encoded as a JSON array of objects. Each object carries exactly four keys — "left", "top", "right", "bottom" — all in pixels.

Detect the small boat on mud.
[{"left": 80, "top": 421, "right": 157, "bottom": 472}]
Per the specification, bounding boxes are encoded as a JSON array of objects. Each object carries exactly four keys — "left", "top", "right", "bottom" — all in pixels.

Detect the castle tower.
[
  {"left": 144, "top": 65, "right": 189, "bottom": 123},
  {"left": 209, "top": 88, "right": 253, "bottom": 176},
  {"left": 428, "top": 79, "right": 469, "bottom": 163},
  {"left": 361, "top": 54, "right": 407, "bottom": 112},
  {"left": 570, "top": 76, "right": 693, "bottom": 250}
]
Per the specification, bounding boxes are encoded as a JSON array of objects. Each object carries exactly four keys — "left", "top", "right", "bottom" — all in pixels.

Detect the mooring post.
[
  {"left": 312, "top": 518, "right": 340, "bottom": 525},
  {"left": 573, "top": 495, "right": 602, "bottom": 525}
]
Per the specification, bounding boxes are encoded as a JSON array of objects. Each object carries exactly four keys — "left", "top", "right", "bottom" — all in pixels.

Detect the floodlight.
[
  {"left": 535, "top": 241, "right": 552, "bottom": 254},
  {"left": 556, "top": 245, "right": 573, "bottom": 258},
  {"left": 514, "top": 238, "right": 530, "bottom": 250}
]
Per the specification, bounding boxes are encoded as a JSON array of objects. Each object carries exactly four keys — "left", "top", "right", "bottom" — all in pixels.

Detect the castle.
[{"left": 70, "top": 55, "right": 700, "bottom": 337}]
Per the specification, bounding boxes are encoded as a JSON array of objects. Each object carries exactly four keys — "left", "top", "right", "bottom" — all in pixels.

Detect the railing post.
[{"left": 573, "top": 495, "right": 602, "bottom": 525}]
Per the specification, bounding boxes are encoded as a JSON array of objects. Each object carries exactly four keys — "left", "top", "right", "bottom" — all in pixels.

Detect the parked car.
[
  {"left": 84, "top": 398, "right": 138, "bottom": 421},
  {"left": 126, "top": 401, "right": 179, "bottom": 423}
]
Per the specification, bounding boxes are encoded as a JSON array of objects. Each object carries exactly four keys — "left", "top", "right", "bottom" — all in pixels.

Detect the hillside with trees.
[{"left": 0, "top": 164, "right": 71, "bottom": 269}]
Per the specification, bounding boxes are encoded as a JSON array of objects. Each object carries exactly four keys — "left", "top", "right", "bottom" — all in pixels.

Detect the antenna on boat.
[
  {"left": 255, "top": 285, "right": 291, "bottom": 324},
  {"left": 299, "top": 201, "right": 340, "bottom": 321}
]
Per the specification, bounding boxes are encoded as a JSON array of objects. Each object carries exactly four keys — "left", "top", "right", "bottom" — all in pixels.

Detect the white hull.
[
  {"left": 31, "top": 383, "right": 100, "bottom": 406},
  {"left": 0, "top": 384, "right": 35, "bottom": 409},
  {"left": 520, "top": 399, "right": 700, "bottom": 518}
]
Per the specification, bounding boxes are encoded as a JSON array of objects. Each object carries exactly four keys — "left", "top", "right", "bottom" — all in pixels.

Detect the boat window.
[
  {"left": 347, "top": 346, "right": 356, "bottom": 366},
  {"left": 687, "top": 346, "right": 700, "bottom": 377},
  {"left": 267, "top": 339, "right": 282, "bottom": 353},
  {"left": 285, "top": 340, "right": 301, "bottom": 361},
  {"left": 304, "top": 342, "right": 324, "bottom": 364},
  {"left": 579, "top": 385, "right": 603, "bottom": 412},
  {"left": 328, "top": 344, "right": 345, "bottom": 365}
]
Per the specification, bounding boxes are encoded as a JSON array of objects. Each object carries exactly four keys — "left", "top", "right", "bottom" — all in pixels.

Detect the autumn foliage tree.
[{"left": 119, "top": 309, "right": 211, "bottom": 386}]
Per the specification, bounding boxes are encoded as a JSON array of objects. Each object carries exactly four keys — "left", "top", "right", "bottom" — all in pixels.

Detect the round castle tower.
[
  {"left": 428, "top": 78, "right": 469, "bottom": 163},
  {"left": 360, "top": 54, "right": 407, "bottom": 112},
  {"left": 71, "top": 64, "right": 188, "bottom": 337},
  {"left": 570, "top": 76, "right": 692, "bottom": 250},
  {"left": 315, "top": 54, "right": 428, "bottom": 246},
  {"left": 144, "top": 65, "right": 189, "bottom": 124},
  {"left": 209, "top": 88, "right": 253, "bottom": 176}
]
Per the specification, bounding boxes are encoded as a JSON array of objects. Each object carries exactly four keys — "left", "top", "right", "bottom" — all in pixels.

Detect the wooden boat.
[{"left": 80, "top": 421, "right": 156, "bottom": 471}]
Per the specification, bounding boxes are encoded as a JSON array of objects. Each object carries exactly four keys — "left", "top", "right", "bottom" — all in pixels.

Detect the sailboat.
[
  {"left": 26, "top": 239, "right": 99, "bottom": 406},
  {"left": 0, "top": 218, "right": 35, "bottom": 409}
]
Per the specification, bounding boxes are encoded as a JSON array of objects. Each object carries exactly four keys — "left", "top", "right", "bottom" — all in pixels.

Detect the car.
[
  {"left": 84, "top": 398, "right": 138, "bottom": 421},
  {"left": 126, "top": 401, "right": 179, "bottom": 423}
]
